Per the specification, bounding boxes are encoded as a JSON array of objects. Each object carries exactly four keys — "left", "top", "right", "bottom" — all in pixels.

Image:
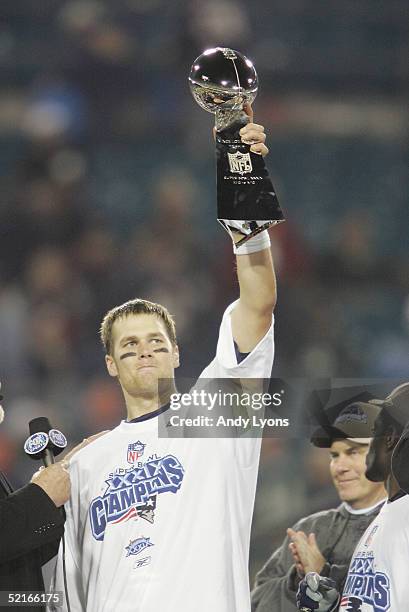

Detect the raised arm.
[{"left": 231, "top": 244, "right": 276, "bottom": 353}]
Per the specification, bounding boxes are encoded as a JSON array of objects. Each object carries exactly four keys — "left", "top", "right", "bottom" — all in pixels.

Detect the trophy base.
[
  {"left": 216, "top": 120, "right": 285, "bottom": 225},
  {"left": 218, "top": 218, "right": 283, "bottom": 247}
]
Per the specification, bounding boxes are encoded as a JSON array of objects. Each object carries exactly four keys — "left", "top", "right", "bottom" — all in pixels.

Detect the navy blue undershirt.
[
  {"left": 127, "top": 343, "right": 250, "bottom": 424},
  {"left": 127, "top": 403, "right": 171, "bottom": 424}
]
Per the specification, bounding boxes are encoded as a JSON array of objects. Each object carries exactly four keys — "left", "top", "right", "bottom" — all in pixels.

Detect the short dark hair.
[{"left": 100, "top": 298, "right": 177, "bottom": 355}]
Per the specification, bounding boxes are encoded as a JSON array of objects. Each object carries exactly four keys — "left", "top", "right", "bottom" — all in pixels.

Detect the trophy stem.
[{"left": 215, "top": 117, "right": 285, "bottom": 231}]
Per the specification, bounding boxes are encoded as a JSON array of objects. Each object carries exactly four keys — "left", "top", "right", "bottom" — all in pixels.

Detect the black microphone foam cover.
[{"left": 29, "top": 416, "right": 52, "bottom": 436}]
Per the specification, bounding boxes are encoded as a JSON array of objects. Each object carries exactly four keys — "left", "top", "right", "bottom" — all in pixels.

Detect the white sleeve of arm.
[
  {"left": 197, "top": 300, "right": 275, "bottom": 467},
  {"left": 199, "top": 299, "right": 275, "bottom": 378}
]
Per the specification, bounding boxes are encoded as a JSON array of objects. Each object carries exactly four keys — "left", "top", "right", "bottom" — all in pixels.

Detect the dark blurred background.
[{"left": 0, "top": 0, "right": 408, "bottom": 581}]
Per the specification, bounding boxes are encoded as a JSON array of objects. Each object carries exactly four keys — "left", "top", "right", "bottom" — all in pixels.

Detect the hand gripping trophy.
[{"left": 189, "top": 47, "right": 285, "bottom": 245}]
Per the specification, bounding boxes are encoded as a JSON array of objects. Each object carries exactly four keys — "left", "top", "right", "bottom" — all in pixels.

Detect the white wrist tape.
[{"left": 233, "top": 229, "right": 271, "bottom": 255}]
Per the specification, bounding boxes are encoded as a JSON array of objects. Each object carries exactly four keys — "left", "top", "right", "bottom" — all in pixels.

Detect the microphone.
[{"left": 24, "top": 417, "right": 68, "bottom": 467}]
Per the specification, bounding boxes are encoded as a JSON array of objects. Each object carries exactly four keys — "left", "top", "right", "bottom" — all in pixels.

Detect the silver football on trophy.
[{"left": 189, "top": 47, "right": 258, "bottom": 129}]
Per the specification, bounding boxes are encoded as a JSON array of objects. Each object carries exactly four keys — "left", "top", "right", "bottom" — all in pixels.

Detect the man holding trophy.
[{"left": 51, "top": 48, "right": 284, "bottom": 611}]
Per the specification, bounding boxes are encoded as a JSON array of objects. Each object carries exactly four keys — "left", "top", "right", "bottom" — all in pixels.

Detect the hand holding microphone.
[{"left": 31, "top": 463, "right": 71, "bottom": 507}]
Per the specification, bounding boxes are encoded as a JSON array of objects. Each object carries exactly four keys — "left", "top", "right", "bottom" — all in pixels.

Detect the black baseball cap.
[{"left": 310, "top": 389, "right": 382, "bottom": 448}]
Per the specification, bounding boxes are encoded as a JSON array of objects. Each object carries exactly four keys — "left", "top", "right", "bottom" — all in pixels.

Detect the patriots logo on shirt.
[
  {"left": 340, "top": 596, "right": 363, "bottom": 611},
  {"left": 138, "top": 495, "right": 156, "bottom": 523},
  {"left": 127, "top": 441, "right": 146, "bottom": 464}
]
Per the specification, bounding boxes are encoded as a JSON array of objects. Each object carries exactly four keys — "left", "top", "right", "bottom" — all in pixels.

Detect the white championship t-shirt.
[
  {"left": 340, "top": 494, "right": 409, "bottom": 612},
  {"left": 51, "top": 301, "right": 274, "bottom": 611}
]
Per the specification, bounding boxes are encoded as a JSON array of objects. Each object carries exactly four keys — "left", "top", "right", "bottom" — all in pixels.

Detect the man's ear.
[
  {"left": 105, "top": 354, "right": 118, "bottom": 378},
  {"left": 173, "top": 345, "right": 180, "bottom": 369}
]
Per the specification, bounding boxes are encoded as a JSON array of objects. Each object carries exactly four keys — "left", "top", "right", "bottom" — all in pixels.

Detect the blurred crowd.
[{"left": 0, "top": 0, "right": 408, "bottom": 579}]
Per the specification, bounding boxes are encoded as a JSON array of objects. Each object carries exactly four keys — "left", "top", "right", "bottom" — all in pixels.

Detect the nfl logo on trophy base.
[{"left": 228, "top": 151, "right": 252, "bottom": 175}]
